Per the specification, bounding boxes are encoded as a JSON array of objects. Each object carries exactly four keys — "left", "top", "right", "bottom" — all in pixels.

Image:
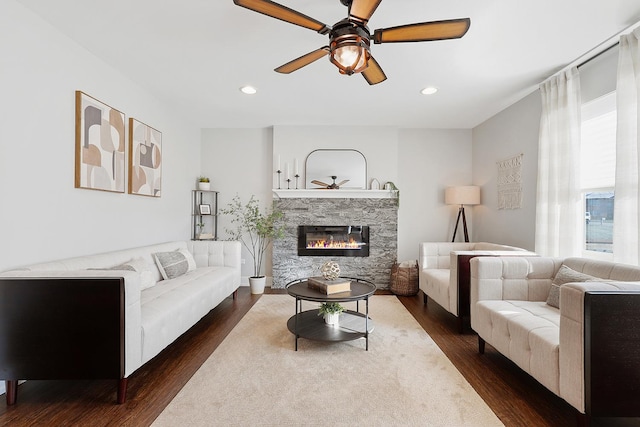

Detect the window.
[{"left": 580, "top": 92, "right": 616, "bottom": 255}]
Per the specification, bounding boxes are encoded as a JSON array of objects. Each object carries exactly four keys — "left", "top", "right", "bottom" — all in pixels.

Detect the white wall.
[
  {"left": 0, "top": 1, "right": 201, "bottom": 271},
  {"left": 398, "top": 129, "right": 473, "bottom": 259},
  {"left": 471, "top": 91, "right": 541, "bottom": 251},
  {"left": 200, "top": 128, "right": 273, "bottom": 283}
]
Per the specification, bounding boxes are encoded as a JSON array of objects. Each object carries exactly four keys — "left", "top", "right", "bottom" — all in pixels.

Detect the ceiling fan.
[
  {"left": 233, "top": 0, "right": 470, "bottom": 85},
  {"left": 312, "top": 176, "right": 350, "bottom": 189}
]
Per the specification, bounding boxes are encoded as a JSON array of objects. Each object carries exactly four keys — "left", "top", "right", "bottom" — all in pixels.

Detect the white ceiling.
[{"left": 17, "top": 0, "right": 640, "bottom": 129}]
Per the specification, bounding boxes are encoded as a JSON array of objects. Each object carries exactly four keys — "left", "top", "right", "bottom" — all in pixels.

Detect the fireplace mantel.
[{"left": 273, "top": 189, "right": 397, "bottom": 199}]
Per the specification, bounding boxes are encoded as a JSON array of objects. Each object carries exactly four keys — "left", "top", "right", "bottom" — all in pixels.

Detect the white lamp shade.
[{"left": 445, "top": 186, "right": 481, "bottom": 205}]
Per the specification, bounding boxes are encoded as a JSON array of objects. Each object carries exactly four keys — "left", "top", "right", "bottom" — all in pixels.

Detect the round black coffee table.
[{"left": 285, "top": 278, "right": 376, "bottom": 351}]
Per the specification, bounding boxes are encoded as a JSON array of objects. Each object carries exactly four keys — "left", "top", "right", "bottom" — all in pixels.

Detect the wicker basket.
[{"left": 390, "top": 260, "right": 419, "bottom": 296}]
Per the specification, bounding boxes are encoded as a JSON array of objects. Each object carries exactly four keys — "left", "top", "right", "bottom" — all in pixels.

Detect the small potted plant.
[
  {"left": 220, "top": 195, "right": 284, "bottom": 294},
  {"left": 318, "top": 302, "right": 345, "bottom": 326},
  {"left": 198, "top": 176, "right": 210, "bottom": 191}
]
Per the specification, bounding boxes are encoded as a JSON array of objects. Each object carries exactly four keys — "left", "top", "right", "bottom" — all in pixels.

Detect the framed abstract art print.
[
  {"left": 128, "top": 118, "right": 162, "bottom": 197},
  {"left": 75, "top": 91, "right": 126, "bottom": 192}
]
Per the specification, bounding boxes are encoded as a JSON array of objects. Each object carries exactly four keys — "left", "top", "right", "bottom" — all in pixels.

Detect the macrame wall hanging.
[{"left": 497, "top": 153, "right": 523, "bottom": 209}]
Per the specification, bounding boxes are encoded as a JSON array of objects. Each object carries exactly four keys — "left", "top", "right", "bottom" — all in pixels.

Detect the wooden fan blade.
[
  {"left": 312, "top": 180, "right": 330, "bottom": 187},
  {"left": 234, "top": 0, "right": 329, "bottom": 33},
  {"left": 373, "top": 18, "right": 470, "bottom": 44},
  {"left": 349, "top": 0, "right": 382, "bottom": 23},
  {"left": 275, "top": 47, "right": 330, "bottom": 74},
  {"left": 362, "top": 56, "right": 387, "bottom": 85},
  {"left": 337, "top": 180, "right": 350, "bottom": 187}
]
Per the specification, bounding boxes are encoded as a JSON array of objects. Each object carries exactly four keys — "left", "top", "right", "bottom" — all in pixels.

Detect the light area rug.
[{"left": 152, "top": 295, "right": 503, "bottom": 427}]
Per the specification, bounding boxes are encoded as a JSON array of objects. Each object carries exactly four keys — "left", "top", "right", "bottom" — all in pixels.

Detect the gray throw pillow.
[
  {"left": 546, "top": 265, "right": 598, "bottom": 308},
  {"left": 546, "top": 284, "right": 561, "bottom": 309},
  {"left": 154, "top": 251, "right": 189, "bottom": 280}
]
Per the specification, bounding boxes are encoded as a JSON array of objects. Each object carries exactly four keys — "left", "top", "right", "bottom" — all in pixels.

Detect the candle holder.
[
  {"left": 294, "top": 174, "right": 300, "bottom": 190},
  {"left": 276, "top": 170, "right": 282, "bottom": 189},
  {"left": 286, "top": 178, "right": 291, "bottom": 189}
]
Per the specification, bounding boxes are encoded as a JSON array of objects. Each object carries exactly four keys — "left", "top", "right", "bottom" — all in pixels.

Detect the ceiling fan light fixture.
[
  {"left": 330, "top": 36, "right": 370, "bottom": 74},
  {"left": 329, "top": 19, "right": 371, "bottom": 75},
  {"left": 233, "top": 0, "right": 470, "bottom": 85}
]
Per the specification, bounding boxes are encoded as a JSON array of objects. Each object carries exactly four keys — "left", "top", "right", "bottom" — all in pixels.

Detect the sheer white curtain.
[
  {"left": 614, "top": 29, "right": 640, "bottom": 264},
  {"left": 535, "top": 68, "right": 583, "bottom": 257}
]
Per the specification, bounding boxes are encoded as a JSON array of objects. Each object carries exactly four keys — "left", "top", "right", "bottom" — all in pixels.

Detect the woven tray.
[{"left": 390, "top": 260, "right": 419, "bottom": 296}]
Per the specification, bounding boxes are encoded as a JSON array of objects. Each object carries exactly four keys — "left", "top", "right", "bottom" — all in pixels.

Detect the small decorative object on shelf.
[
  {"left": 307, "top": 276, "right": 351, "bottom": 294},
  {"left": 198, "top": 176, "right": 210, "bottom": 191},
  {"left": 384, "top": 181, "right": 400, "bottom": 206},
  {"left": 318, "top": 302, "right": 346, "bottom": 326},
  {"left": 275, "top": 155, "right": 282, "bottom": 189},
  {"left": 321, "top": 261, "right": 340, "bottom": 280},
  {"left": 294, "top": 158, "right": 300, "bottom": 189}
]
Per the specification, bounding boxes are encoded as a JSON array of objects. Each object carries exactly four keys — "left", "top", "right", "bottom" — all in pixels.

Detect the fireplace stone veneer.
[{"left": 272, "top": 197, "right": 398, "bottom": 289}]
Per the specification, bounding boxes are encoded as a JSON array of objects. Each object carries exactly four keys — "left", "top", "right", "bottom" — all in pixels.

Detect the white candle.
[
  {"left": 277, "top": 155, "right": 281, "bottom": 171},
  {"left": 294, "top": 159, "right": 298, "bottom": 175},
  {"left": 285, "top": 162, "right": 289, "bottom": 180}
]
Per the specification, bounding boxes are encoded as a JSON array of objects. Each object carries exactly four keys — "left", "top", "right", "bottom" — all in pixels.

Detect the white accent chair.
[{"left": 418, "top": 242, "right": 534, "bottom": 332}]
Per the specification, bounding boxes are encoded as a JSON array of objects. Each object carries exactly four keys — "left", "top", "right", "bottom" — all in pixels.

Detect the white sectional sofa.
[
  {"left": 0, "top": 240, "right": 241, "bottom": 405},
  {"left": 418, "top": 242, "right": 534, "bottom": 332},
  {"left": 470, "top": 256, "right": 640, "bottom": 423}
]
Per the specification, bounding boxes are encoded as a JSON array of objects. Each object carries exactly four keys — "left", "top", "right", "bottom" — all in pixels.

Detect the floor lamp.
[{"left": 445, "top": 186, "right": 480, "bottom": 242}]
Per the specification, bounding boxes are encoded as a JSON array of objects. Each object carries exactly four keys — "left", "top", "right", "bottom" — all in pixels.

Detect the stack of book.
[{"left": 307, "top": 277, "right": 351, "bottom": 294}]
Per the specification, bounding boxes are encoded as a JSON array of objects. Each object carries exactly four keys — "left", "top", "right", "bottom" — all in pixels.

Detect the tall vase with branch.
[{"left": 220, "top": 195, "right": 284, "bottom": 294}]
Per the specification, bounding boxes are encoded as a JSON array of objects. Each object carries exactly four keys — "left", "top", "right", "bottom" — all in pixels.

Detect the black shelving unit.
[{"left": 191, "top": 190, "right": 218, "bottom": 240}]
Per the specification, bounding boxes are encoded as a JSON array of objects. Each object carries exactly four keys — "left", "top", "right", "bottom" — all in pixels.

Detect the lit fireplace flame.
[{"left": 306, "top": 237, "right": 362, "bottom": 249}]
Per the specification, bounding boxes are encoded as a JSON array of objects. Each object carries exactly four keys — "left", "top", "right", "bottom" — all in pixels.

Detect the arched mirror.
[{"left": 305, "top": 149, "right": 367, "bottom": 189}]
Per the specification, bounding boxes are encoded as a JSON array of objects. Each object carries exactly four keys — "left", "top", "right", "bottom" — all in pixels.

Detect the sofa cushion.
[
  {"left": 90, "top": 257, "right": 156, "bottom": 290},
  {"left": 475, "top": 299, "right": 560, "bottom": 393},
  {"left": 140, "top": 266, "right": 237, "bottom": 363},
  {"left": 179, "top": 248, "right": 197, "bottom": 272},
  {"left": 154, "top": 251, "right": 190, "bottom": 280},
  {"left": 421, "top": 268, "right": 453, "bottom": 312},
  {"left": 547, "top": 265, "right": 597, "bottom": 308}
]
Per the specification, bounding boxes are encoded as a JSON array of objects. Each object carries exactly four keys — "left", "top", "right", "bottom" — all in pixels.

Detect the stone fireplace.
[{"left": 272, "top": 191, "right": 398, "bottom": 289}]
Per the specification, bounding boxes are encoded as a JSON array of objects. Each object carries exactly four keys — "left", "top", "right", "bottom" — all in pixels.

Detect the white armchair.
[{"left": 418, "top": 241, "right": 534, "bottom": 332}]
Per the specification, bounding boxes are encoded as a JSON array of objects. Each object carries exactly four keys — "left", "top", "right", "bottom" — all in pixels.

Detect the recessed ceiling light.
[
  {"left": 240, "top": 85, "right": 257, "bottom": 95},
  {"left": 420, "top": 86, "right": 438, "bottom": 95}
]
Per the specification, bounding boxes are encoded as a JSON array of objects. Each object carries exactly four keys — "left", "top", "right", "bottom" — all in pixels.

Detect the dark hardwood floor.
[{"left": 1, "top": 287, "right": 637, "bottom": 426}]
